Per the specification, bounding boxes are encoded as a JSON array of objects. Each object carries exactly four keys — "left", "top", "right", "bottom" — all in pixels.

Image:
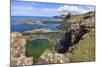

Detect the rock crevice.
[{"left": 54, "top": 11, "right": 95, "bottom": 53}]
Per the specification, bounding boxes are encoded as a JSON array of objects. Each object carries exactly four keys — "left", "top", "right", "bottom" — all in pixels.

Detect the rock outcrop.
[
  {"left": 54, "top": 11, "right": 95, "bottom": 53},
  {"left": 11, "top": 32, "right": 33, "bottom": 66},
  {"left": 37, "top": 53, "right": 70, "bottom": 64},
  {"left": 80, "top": 17, "right": 95, "bottom": 32}
]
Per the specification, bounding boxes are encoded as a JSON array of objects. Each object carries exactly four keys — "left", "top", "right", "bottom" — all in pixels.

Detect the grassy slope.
[{"left": 65, "top": 30, "right": 95, "bottom": 62}]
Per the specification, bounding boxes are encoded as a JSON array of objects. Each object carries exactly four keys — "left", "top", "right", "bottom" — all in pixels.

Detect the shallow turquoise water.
[{"left": 26, "top": 38, "right": 53, "bottom": 61}]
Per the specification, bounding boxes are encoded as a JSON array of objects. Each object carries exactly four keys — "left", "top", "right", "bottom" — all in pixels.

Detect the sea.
[{"left": 11, "top": 16, "right": 63, "bottom": 32}]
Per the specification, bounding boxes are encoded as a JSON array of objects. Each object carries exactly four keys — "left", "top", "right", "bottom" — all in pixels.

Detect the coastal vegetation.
[{"left": 11, "top": 11, "right": 95, "bottom": 65}]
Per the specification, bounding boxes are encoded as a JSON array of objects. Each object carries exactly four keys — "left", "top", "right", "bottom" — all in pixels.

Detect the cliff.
[{"left": 55, "top": 11, "right": 95, "bottom": 54}]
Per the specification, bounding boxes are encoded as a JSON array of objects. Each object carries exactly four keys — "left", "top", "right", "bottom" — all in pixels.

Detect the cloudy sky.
[{"left": 11, "top": 0, "right": 95, "bottom": 16}]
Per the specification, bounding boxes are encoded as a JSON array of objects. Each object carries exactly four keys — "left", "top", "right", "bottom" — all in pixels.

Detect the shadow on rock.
[{"left": 54, "top": 24, "right": 87, "bottom": 54}]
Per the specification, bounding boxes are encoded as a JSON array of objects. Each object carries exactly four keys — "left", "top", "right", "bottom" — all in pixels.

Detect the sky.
[{"left": 11, "top": 0, "right": 95, "bottom": 17}]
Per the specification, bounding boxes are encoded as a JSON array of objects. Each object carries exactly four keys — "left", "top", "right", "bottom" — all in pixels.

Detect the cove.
[{"left": 26, "top": 38, "right": 53, "bottom": 62}]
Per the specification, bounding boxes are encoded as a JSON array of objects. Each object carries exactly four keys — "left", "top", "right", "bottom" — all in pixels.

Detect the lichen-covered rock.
[
  {"left": 80, "top": 17, "right": 95, "bottom": 32},
  {"left": 11, "top": 32, "right": 33, "bottom": 66},
  {"left": 37, "top": 53, "right": 70, "bottom": 64}
]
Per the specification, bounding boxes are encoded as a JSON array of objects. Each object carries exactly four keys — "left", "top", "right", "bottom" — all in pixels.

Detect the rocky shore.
[
  {"left": 11, "top": 32, "right": 70, "bottom": 65},
  {"left": 24, "top": 28, "right": 61, "bottom": 33},
  {"left": 23, "top": 19, "right": 61, "bottom": 24}
]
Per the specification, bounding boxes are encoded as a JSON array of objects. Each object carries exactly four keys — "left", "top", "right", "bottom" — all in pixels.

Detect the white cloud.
[
  {"left": 58, "top": 5, "right": 78, "bottom": 12},
  {"left": 57, "top": 5, "right": 95, "bottom": 14},
  {"left": 11, "top": 3, "right": 95, "bottom": 16}
]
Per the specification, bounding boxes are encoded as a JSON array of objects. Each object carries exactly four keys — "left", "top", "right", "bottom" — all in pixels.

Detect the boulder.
[
  {"left": 80, "top": 17, "right": 95, "bottom": 32},
  {"left": 11, "top": 32, "right": 33, "bottom": 66},
  {"left": 37, "top": 53, "right": 70, "bottom": 64}
]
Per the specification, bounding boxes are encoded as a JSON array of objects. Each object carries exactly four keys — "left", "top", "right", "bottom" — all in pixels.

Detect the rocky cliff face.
[
  {"left": 11, "top": 32, "right": 33, "bottom": 66},
  {"left": 54, "top": 11, "right": 95, "bottom": 53}
]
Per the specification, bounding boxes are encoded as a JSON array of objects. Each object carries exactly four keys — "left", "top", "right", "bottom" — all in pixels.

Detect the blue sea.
[{"left": 11, "top": 16, "right": 63, "bottom": 32}]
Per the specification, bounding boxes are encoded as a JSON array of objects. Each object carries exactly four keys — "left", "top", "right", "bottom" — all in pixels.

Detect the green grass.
[{"left": 65, "top": 31, "right": 95, "bottom": 62}]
